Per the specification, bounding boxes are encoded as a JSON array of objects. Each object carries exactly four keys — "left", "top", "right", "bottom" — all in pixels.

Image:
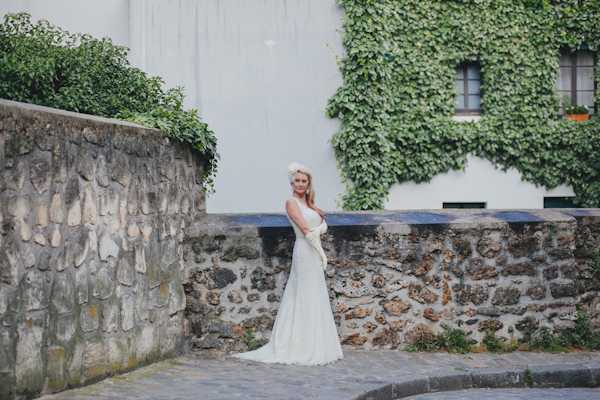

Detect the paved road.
[
  {"left": 39, "top": 350, "right": 600, "bottom": 400},
  {"left": 407, "top": 387, "right": 600, "bottom": 400}
]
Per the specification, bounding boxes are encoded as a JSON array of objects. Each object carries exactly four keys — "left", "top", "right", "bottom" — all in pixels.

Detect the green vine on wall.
[{"left": 327, "top": 0, "right": 600, "bottom": 210}]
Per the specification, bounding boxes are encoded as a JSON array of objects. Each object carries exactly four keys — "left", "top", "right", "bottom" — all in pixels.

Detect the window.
[
  {"left": 455, "top": 62, "right": 482, "bottom": 115},
  {"left": 543, "top": 197, "right": 575, "bottom": 208},
  {"left": 443, "top": 202, "right": 486, "bottom": 209},
  {"left": 556, "top": 48, "right": 597, "bottom": 115}
]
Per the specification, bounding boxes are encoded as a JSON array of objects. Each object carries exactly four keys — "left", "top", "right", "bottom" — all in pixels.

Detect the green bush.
[{"left": 0, "top": 12, "right": 218, "bottom": 190}]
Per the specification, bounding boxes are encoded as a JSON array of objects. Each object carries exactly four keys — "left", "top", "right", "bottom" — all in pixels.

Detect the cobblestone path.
[{"left": 39, "top": 350, "right": 600, "bottom": 400}]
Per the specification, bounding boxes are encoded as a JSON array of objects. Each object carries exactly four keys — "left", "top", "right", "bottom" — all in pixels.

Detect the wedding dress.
[{"left": 233, "top": 198, "right": 343, "bottom": 365}]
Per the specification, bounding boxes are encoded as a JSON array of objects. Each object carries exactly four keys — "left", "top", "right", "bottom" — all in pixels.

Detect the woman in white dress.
[{"left": 233, "top": 163, "right": 343, "bottom": 365}]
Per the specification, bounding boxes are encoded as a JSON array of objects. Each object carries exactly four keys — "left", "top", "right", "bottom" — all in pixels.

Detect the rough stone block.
[
  {"left": 98, "top": 231, "right": 119, "bottom": 261},
  {"left": 159, "top": 151, "right": 174, "bottom": 179},
  {"left": 116, "top": 249, "right": 135, "bottom": 286},
  {"left": 0, "top": 286, "right": 8, "bottom": 314},
  {"left": 80, "top": 305, "right": 99, "bottom": 332},
  {"left": 88, "top": 230, "right": 97, "bottom": 255},
  {"left": 66, "top": 177, "right": 82, "bottom": 227},
  {"left": 157, "top": 182, "right": 169, "bottom": 213},
  {"left": 127, "top": 221, "right": 140, "bottom": 238},
  {"left": 99, "top": 189, "right": 119, "bottom": 216},
  {"left": 46, "top": 346, "right": 66, "bottom": 393},
  {"left": 134, "top": 239, "right": 147, "bottom": 274},
  {"left": 453, "top": 284, "right": 489, "bottom": 305},
  {"left": 49, "top": 193, "right": 64, "bottom": 224},
  {"left": 82, "top": 185, "right": 97, "bottom": 225},
  {"left": 167, "top": 184, "right": 179, "bottom": 215},
  {"left": 52, "top": 242, "right": 73, "bottom": 272},
  {"left": 381, "top": 297, "right": 411, "bottom": 316},
  {"left": 37, "top": 203, "right": 48, "bottom": 228},
  {"left": 160, "top": 239, "right": 178, "bottom": 271},
  {"left": 106, "top": 337, "right": 124, "bottom": 374},
  {"left": 550, "top": 282, "right": 578, "bottom": 298},
  {"left": 8, "top": 160, "right": 26, "bottom": 190},
  {"left": 76, "top": 148, "right": 95, "bottom": 181},
  {"left": 21, "top": 271, "right": 47, "bottom": 311},
  {"left": 127, "top": 181, "right": 139, "bottom": 215},
  {"left": 30, "top": 157, "right": 51, "bottom": 194},
  {"left": 16, "top": 217, "right": 32, "bottom": 242},
  {"left": 16, "top": 314, "right": 45, "bottom": 395},
  {"left": 137, "top": 325, "right": 155, "bottom": 362},
  {"left": 491, "top": 286, "right": 520, "bottom": 306},
  {"left": 120, "top": 289, "right": 135, "bottom": 332},
  {"left": 96, "top": 156, "right": 109, "bottom": 187},
  {"left": 73, "top": 230, "right": 90, "bottom": 268},
  {"left": 52, "top": 272, "right": 75, "bottom": 314},
  {"left": 56, "top": 313, "right": 77, "bottom": 343},
  {"left": 0, "top": 237, "right": 20, "bottom": 286},
  {"left": 141, "top": 192, "right": 157, "bottom": 215},
  {"left": 66, "top": 337, "right": 84, "bottom": 388},
  {"left": 7, "top": 194, "right": 32, "bottom": 217},
  {"left": 148, "top": 245, "right": 161, "bottom": 289},
  {"left": 75, "top": 265, "right": 89, "bottom": 305},
  {"left": 102, "top": 296, "right": 119, "bottom": 333},
  {"left": 53, "top": 145, "right": 68, "bottom": 183},
  {"left": 16, "top": 126, "right": 34, "bottom": 154},
  {"left": 134, "top": 279, "right": 149, "bottom": 321},
  {"left": 111, "top": 156, "right": 130, "bottom": 187},
  {"left": 160, "top": 316, "right": 183, "bottom": 357},
  {"left": 95, "top": 268, "right": 115, "bottom": 300},
  {"left": 0, "top": 330, "right": 14, "bottom": 373},
  {"left": 168, "top": 269, "right": 186, "bottom": 316},
  {"left": 151, "top": 280, "right": 169, "bottom": 308},
  {"left": 180, "top": 195, "right": 191, "bottom": 215},
  {"left": 49, "top": 225, "right": 61, "bottom": 247},
  {"left": 84, "top": 338, "right": 107, "bottom": 383}
]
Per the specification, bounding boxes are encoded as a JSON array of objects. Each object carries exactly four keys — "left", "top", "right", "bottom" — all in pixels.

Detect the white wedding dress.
[{"left": 233, "top": 198, "right": 343, "bottom": 365}]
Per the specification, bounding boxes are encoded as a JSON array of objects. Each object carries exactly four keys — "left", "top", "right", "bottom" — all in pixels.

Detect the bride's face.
[{"left": 292, "top": 172, "right": 309, "bottom": 195}]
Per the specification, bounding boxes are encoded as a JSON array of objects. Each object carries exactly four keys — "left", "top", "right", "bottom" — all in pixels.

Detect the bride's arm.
[{"left": 286, "top": 198, "right": 311, "bottom": 235}]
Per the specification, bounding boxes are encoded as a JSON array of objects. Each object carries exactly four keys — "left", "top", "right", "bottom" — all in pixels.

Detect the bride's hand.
[{"left": 305, "top": 228, "right": 319, "bottom": 242}]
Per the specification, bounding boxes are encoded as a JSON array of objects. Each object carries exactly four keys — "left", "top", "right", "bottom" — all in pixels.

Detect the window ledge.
[{"left": 453, "top": 115, "right": 482, "bottom": 122}]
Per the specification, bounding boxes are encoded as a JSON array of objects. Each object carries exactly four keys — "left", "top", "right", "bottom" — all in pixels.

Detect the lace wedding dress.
[{"left": 233, "top": 198, "right": 343, "bottom": 365}]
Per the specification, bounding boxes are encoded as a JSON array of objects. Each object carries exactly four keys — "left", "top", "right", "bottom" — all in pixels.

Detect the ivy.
[
  {"left": 327, "top": 0, "right": 600, "bottom": 210},
  {"left": 0, "top": 13, "right": 219, "bottom": 191}
]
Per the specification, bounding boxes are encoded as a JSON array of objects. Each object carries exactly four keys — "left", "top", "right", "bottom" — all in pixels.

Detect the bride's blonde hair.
[{"left": 288, "top": 163, "right": 324, "bottom": 220}]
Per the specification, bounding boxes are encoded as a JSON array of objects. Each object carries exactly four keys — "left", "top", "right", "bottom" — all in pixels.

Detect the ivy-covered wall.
[{"left": 327, "top": 0, "right": 600, "bottom": 210}]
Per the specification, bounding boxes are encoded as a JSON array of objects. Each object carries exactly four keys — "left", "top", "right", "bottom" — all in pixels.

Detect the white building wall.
[
  {"left": 1, "top": 1, "right": 575, "bottom": 213},
  {"left": 385, "top": 154, "right": 575, "bottom": 210}
]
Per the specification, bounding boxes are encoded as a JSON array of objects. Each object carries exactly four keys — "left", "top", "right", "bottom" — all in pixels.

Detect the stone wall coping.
[
  {"left": 0, "top": 98, "right": 166, "bottom": 140},
  {"left": 191, "top": 209, "right": 600, "bottom": 231}
]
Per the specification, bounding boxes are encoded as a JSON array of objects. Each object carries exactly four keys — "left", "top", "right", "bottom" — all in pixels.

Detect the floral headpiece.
[{"left": 288, "top": 162, "right": 310, "bottom": 182}]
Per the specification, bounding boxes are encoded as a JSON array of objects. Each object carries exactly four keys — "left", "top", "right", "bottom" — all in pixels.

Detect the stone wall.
[
  {"left": 0, "top": 99, "right": 206, "bottom": 399},
  {"left": 183, "top": 210, "right": 600, "bottom": 351}
]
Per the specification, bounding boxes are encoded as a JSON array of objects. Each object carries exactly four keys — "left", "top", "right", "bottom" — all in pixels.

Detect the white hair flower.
[{"left": 288, "top": 162, "right": 310, "bottom": 182}]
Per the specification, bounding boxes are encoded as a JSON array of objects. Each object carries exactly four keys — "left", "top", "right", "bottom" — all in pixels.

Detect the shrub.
[{"left": 0, "top": 12, "right": 218, "bottom": 190}]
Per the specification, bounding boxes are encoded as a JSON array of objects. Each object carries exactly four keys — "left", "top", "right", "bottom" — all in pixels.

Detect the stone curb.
[{"left": 314, "top": 364, "right": 600, "bottom": 400}]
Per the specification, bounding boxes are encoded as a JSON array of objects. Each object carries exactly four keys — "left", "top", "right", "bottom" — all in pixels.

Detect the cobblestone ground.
[
  {"left": 39, "top": 350, "right": 600, "bottom": 400},
  {"left": 406, "top": 387, "right": 600, "bottom": 400}
]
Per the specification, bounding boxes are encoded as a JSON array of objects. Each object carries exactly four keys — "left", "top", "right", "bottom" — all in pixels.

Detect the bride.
[{"left": 233, "top": 163, "right": 343, "bottom": 365}]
